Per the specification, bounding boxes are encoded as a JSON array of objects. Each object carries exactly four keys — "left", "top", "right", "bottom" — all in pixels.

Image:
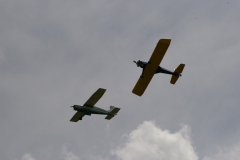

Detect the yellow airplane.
[{"left": 132, "top": 39, "right": 185, "bottom": 96}]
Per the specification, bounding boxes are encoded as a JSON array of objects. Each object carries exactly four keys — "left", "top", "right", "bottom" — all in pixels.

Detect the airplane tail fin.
[
  {"left": 105, "top": 106, "right": 120, "bottom": 120},
  {"left": 170, "top": 64, "right": 185, "bottom": 84}
]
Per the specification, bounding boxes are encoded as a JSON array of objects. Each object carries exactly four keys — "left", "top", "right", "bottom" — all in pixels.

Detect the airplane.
[
  {"left": 132, "top": 39, "right": 185, "bottom": 96},
  {"left": 70, "top": 88, "right": 120, "bottom": 122}
]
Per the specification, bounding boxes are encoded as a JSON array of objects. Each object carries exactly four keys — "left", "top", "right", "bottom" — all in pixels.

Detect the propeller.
[
  {"left": 133, "top": 60, "right": 141, "bottom": 67},
  {"left": 70, "top": 105, "right": 76, "bottom": 111}
]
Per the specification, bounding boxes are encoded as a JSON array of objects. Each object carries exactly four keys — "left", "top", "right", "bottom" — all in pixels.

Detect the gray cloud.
[
  {"left": 203, "top": 143, "right": 240, "bottom": 160},
  {"left": 61, "top": 145, "right": 80, "bottom": 160},
  {"left": 21, "top": 154, "right": 37, "bottom": 160},
  {"left": 1, "top": 0, "right": 240, "bottom": 159}
]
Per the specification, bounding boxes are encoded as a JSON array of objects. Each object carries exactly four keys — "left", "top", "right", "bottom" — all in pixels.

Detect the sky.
[{"left": 1, "top": 0, "right": 240, "bottom": 160}]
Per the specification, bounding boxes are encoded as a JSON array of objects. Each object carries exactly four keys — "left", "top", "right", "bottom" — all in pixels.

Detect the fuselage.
[
  {"left": 72, "top": 105, "right": 109, "bottom": 116},
  {"left": 137, "top": 60, "right": 180, "bottom": 76}
]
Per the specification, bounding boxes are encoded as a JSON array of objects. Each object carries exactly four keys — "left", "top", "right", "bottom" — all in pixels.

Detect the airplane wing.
[
  {"left": 83, "top": 88, "right": 106, "bottom": 107},
  {"left": 148, "top": 39, "right": 171, "bottom": 67},
  {"left": 70, "top": 112, "right": 85, "bottom": 122},
  {"left": 132, "top": 39, "right": 171, "bottom": 96}
]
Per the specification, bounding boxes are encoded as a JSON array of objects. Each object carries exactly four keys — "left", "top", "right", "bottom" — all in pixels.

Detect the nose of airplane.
[
  {"left": 133, "top": 60, "right": 141, "bottom": 67},
  {"left": 137, "top": 60, "right": 142, "bottom": 67},
  {"left": 70, "top": 105, "right": 76, "bottom": 110}
]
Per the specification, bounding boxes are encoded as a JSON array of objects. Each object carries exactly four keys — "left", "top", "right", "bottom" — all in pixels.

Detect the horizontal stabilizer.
[
  {"left": 105, "top": 106, "right": 120, "bottom": 120},
  {"left": 170, "top": 76, "right": 179, "bottom": 84},
  {"left": 105, "top": 115, "right": 114, "bottom": 120},
  {"left": 174, "top": 64, "right": 185, "bottom": 74},
  {"left": 170, "top": 64, "right": 185, "bottom": 84}
]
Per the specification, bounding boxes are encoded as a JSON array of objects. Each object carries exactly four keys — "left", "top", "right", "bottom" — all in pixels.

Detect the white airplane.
[{"left": 70, "top": 88, "right": 120, "bottom": 122}]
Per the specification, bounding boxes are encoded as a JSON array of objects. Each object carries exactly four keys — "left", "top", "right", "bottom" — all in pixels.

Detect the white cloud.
[
  {"left": 203, "top": 143, "right": 240, "bottom": 160},
  {"left": 21, "top": 154, "right": 36, "bottom": 160},
  {"left": 111, "top": 121, "right": 198, "bottom": 160},
  {"left": 61, "top": 145, "right": 80, "bottom": 160},
  {"left": 18, "top": 123, "right": 240, "bottom": 160}
]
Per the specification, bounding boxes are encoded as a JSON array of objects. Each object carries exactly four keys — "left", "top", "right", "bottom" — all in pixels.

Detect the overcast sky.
[{"left": 1, "top": 0, "right": 240, "bottom": 160}]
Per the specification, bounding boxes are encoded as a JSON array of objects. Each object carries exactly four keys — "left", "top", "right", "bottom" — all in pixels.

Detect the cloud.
[
  {"left": 21, "top": 154, "right": 37, "bottom": 160},
  {"left": 18, "top": 122, "right": 240, "bottom": 160},
  {"left": 111, "top": 121, "right": 198, "bottom": 160},
  {"left": 203, "top": 143, "right": 240, "bottom": 160},
  {"left": 61, "top": 145, "right": 80, "bottom": 160},
  {"left": 0, "top": 49, "right": 4, "bottom": 62},
  {"left": 2, "top": 1, "right": 240, "bottom": 159}
]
